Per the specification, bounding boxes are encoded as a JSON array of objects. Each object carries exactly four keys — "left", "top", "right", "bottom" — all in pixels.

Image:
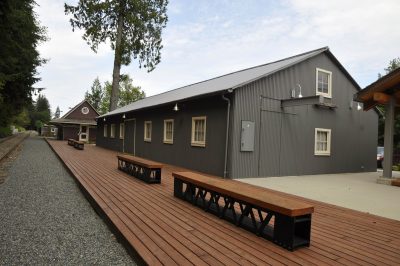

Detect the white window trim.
[
  {"left": 119, "top": 123, "right": 124, "bottom": 139},
  {"left": 191, "top": 116, "right": 206, "bottom": 147},
  {"left": 163, "top": 119, "right": 174, "bottom": 144},
  {"left": 103, "top": 124, "right": 108, "bottom": 138},
  {"left": 316, "top": 68, "right": 332, "bottom": 98},
  {"left": 144, "top": 121, "right": 152, "bottom": 142},
  {"left": 314, "top": 128, "right": 331, "bottom": 156},
  {"left": 110, "top": 124, "right": 116, "bottom": 138}
]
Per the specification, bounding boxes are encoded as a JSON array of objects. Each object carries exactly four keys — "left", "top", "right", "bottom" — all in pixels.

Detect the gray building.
[{"left": 97, "top": 47, "right": 378, "bottom": 178}]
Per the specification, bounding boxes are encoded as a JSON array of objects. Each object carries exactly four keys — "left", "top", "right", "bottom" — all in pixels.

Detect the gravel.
[{"left": 0, "top": 137, "right": 136, "bottom": 265}]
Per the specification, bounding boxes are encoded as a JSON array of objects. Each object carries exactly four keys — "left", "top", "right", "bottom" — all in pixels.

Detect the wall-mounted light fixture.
[
  {"left": 297, "top": 84, "right": 303, "bottom": 98},
  {"left": 173, "top": 103, "right": 179, "bottom": 111},
  {"left": 122, "top": 113, "right": 126, "bottom": 119},
  {"left": 103, "top": 117, "right": 106, "bottom": 122},
  {"left": 357, "top": 103, "right": 362, "bottom": 111}
]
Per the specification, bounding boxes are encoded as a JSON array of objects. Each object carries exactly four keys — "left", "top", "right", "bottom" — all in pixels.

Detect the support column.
[{"left": 383, "top": 96, "right": 395, "bottom": 178}]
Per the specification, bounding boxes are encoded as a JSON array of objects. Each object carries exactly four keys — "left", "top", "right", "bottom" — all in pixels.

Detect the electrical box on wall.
[{"left": 241, "top": 121, "right": 255, "bottom": 152}]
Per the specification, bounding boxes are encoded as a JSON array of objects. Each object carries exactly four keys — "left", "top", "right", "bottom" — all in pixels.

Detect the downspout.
[{"left": 222, "top": 92, "right": 232, "bottom": 179}]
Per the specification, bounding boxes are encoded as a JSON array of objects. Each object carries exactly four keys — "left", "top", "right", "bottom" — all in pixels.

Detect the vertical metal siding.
[{"left": 229, "top": 53, "right": 378, "bottom": 178}]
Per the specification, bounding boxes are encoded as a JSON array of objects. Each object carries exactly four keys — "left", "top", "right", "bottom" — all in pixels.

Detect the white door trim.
[{"left": 79, "top": 124, "right": 89, "bottom": 142}]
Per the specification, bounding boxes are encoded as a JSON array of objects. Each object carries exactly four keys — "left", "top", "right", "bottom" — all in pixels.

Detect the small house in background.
[
  {"left": 40, "top": 124, "right": 58, "bottom": 137},
  {"left": 50, "top": 100, "right": 99, "bottom": 143},
  {"left": 96, "top": 47, "right": 378, "bottom": 179}
]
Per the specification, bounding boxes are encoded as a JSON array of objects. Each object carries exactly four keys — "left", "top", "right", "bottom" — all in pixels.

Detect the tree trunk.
[{"left": 110, "top": 12, "right": 124, "bottom": 111}]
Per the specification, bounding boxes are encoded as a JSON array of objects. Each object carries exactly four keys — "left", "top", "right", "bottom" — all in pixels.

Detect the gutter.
[{"left": 222, "top": 90, "right": 233, "bottom": 178}]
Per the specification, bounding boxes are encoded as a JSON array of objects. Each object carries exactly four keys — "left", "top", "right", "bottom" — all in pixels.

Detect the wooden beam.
[{"left": 373, "top": 92, "right": 391, "bottom": 104}]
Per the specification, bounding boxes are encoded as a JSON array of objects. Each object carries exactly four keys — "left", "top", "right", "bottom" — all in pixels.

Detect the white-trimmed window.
[
  {"left": 163, "top": 119, "right": 174, "bottom": 144},
  {"left": 119, "top": 123, "right": 124, "bottom": 139},
  {"left": 314, "top": 128, "right": 331, "bottom": 156},
  {"left": 103, "top": 124, "right": 108, "bottom": 137},
  {"left": 144, "top": 121, "right": 152, "bottom": 142},
  {"left": 110, "top": 124, "right": 116, "bottom": 138},
  {"left": 191, "top": 116, "right": 206, "bottom": 147},
  {"left": 316, "top": 68, "right": 332, "bottom": 98}
]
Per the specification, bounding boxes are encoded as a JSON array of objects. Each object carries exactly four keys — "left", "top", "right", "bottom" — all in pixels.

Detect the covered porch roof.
[
  {"left": 355, "top": 68, "right": 400, "bottom": 110},
  {"left": 355, "top": 67, "right": 400, "bottom": 179}
]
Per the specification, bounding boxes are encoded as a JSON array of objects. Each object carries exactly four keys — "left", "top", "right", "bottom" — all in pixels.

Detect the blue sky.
[{"left": 35, "top": 0, "right": 400, "bottom": 114}]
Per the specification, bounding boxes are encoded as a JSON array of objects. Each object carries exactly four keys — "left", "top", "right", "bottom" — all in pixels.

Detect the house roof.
[
  {"left": 61, "top": 99, "right": 100, "bottom": 119},
  {"left": 49, "top": 118, "right": 97, "bottom": 126},
  {"left": 100, "top": 46, "right": 358, "bottom": 118}
]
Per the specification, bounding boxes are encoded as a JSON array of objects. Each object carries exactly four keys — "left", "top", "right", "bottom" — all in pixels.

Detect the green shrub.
[
  {"left": 392, "top": 165, "right": 400, "bottom": 171},
  {"left": 0, "top": 126, "right": 12, "bottom": 138}
]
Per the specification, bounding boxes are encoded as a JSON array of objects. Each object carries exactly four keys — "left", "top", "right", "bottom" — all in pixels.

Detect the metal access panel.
[{"left": 241, "top": 121, "right": 255, "bottom": 152}]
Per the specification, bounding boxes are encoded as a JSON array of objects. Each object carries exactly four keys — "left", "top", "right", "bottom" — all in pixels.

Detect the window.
[
  {"left": 144, "top": 121, "right": 152, "bottom": 142},
  {"left": 110, "top": 124, "right": 116, "bottom": 138},
  {"left": 191, "top": 116, "right": 206, "bottom": 147},
  {"left": 316, "top": 68, "right": 332, "bottom": 98},
  {"left": 103, "top": 124, "right": 108, "bottom": 137},
  {"left": 81, "top": 106, "right": 89, "bottom": 114},
  {"left": 315, "top": 128, "right": 331, "bottom": 156},
  {"left": 119, "top": 123, "right": 124, "bottom": 139},
  {"left": 163, "top": 119, "right": 174, "bottom": 144}
]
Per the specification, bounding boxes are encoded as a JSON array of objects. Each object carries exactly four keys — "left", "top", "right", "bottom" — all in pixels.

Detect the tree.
[
  {"left": 85, "top": 77, "right": 103, "bottom": 111},
  {"left": 29, "top": 94, "right": 51, "bottom": 130},
  {"left": 377, "top": 57, "right": 400, "bottom": 147},
  {"left": 54, "top": 106, "right": 61, "bottom": 118},
  {"left": 378, "top": 58, "right": 400, "bottom": 79},
  {"left": 85, "top": 75, "right": 145, "bottom": 114},
  {"left": 65, "top": 0, "right": 168, "bottom": 111},
  {"left": 0, "top": 0, "right": 47, "bottom": 128}
]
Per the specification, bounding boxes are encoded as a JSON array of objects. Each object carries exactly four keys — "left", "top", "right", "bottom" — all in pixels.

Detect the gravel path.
[{"left": 0, "top": 137, "right": 136, "bottom": 265}]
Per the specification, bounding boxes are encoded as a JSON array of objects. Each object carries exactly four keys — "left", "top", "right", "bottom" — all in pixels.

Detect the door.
[
  {"left": 79, "top": 125, "right": 89, "bottom": 142},
  {"left": 124, "top": 119, "right": 136, "bottom": 155}
]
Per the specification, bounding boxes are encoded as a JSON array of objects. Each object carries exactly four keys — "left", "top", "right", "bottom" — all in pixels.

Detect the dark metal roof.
[
  {"left": 100, "top": 47, "right": 330, "bottom": 118},
  {"left": 49, "top": 118, "right": 97, "bottom": 126}
]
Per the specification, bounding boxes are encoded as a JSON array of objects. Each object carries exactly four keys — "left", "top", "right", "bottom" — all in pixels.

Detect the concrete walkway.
[
  {"left": 0, "top": 137, "right": 135, "bottom": 265},
  {"left": 238, "top": 171, "right": 400, "bottom": 221}
]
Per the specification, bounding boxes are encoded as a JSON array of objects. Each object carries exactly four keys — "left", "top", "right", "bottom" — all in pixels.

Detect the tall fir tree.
[{"left": 65, "top": 0, "right": 168, "bottom": 111}]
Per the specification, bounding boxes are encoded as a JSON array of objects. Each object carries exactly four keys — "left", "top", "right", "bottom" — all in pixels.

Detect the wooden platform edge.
[{"left": 44, "top": 139, "right": 147, "bottom": 266}]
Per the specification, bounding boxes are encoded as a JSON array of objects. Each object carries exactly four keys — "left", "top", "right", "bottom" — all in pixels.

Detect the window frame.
[
  {"left": 314, "top": 128, "right": 331, "bottom": 156},
  {"left": 103, "top": 124, "right": 108, "bottom": 138},
  {"left": 163, "top": 119, "right": 174, "bottom": 144},
  {"left": 144, "top": 121, "right": 152, "bottom": 142},
  {"left": 119, "top": 123, "right": 124, "bottom": 139},
  {"left": 191, "top": 116, "right": 207, "bottom": 147},
  {"left": 316, "top": 68, "right": 332, "bottom": 98},
  {"left": 110, "top": 124, "right": 116, "bottom": 138}
]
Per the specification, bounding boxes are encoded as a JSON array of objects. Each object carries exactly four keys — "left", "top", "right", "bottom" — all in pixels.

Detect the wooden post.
[{"left": 383, "top": 96, "right": 395, "bottom": 178}]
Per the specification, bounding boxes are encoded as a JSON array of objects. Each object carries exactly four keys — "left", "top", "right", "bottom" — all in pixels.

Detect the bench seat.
[
  {"left": 67, "top": 139, "right": 84, "bottom": 150},
  {"left": 117, "top": 154, "right": 163, "bottom": 184},
  {"left": 173, "top": 171, "right": 314, "bottom": 251}
]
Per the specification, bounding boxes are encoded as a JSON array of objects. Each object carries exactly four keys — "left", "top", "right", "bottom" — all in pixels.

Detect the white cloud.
[{"left": 34, "top": 0, "right": 400, "bottom": 114}]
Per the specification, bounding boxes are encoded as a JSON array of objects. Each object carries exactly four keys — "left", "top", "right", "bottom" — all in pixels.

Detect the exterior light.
[
  {"left": 173, "top": 103, "right": 179, "bottom": 111},
  {"left": 297, "top": 84, "right": 303, "bottom": 98},
  {"left": 103, "top": 117, "right": 106, "bottom": 122},
  {"left": 357, "top": 103, "right": 362, "bottom": 111},
  {"left": 122, "top": 114, "right": 126, "bottom": 119}
]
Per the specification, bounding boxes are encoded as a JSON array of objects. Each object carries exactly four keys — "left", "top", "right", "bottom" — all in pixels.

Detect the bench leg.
[
  {"left": 273, "top": 214, "right": 311, "bottom": 251},
  {"left": 174, "top": 178, "right": 184, "bottom": 199}
]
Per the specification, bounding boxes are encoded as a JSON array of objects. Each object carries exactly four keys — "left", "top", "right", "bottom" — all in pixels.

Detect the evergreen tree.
[
  {"left": 65, "top": 0, "right": 168, "bottom": 111},
  {"left": 0, "top": 0, "right": 47, "bottom": 127},
  {"left": 85, "top": 77, "right": 103, "bottom": 111},
  {"left": 54, "top": 106, "right": 61, "bottom": 118}
]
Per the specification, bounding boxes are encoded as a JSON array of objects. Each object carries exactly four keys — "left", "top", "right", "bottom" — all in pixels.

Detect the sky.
[{"left": 34, "top": 0, "right": 400, "bottom": 115}]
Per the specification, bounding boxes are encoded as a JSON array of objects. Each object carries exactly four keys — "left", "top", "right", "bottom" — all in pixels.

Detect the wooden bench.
[
  {"left": 117, "top": 154, "right": 163, "bottom": 184},
  {"left": 173, "top": 171, "right": 314, "bottom": 251},
  {"left": 67, "top": 139, "right": 84, "bottom": 150}
]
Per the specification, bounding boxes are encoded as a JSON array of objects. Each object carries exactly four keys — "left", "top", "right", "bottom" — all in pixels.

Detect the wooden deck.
[{"left": 47, "top": 140, "right": 400, "bottom": 266}]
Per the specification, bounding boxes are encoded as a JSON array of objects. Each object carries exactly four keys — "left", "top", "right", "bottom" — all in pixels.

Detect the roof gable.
[
  {"left": 101, "top": 47, "right": 336, "bottom": 117},
  {"left": 62, "top": 100, "right": 100, "bottom": 120}
]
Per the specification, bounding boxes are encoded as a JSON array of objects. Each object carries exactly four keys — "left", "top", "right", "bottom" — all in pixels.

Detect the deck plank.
[{"left": 47, "top": 140, "right": 400, "bottom": 266}]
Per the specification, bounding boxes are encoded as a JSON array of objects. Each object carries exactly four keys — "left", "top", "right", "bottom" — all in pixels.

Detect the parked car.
[{"left": 377, "top": 146, "right": 384, "bottom": 168}]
